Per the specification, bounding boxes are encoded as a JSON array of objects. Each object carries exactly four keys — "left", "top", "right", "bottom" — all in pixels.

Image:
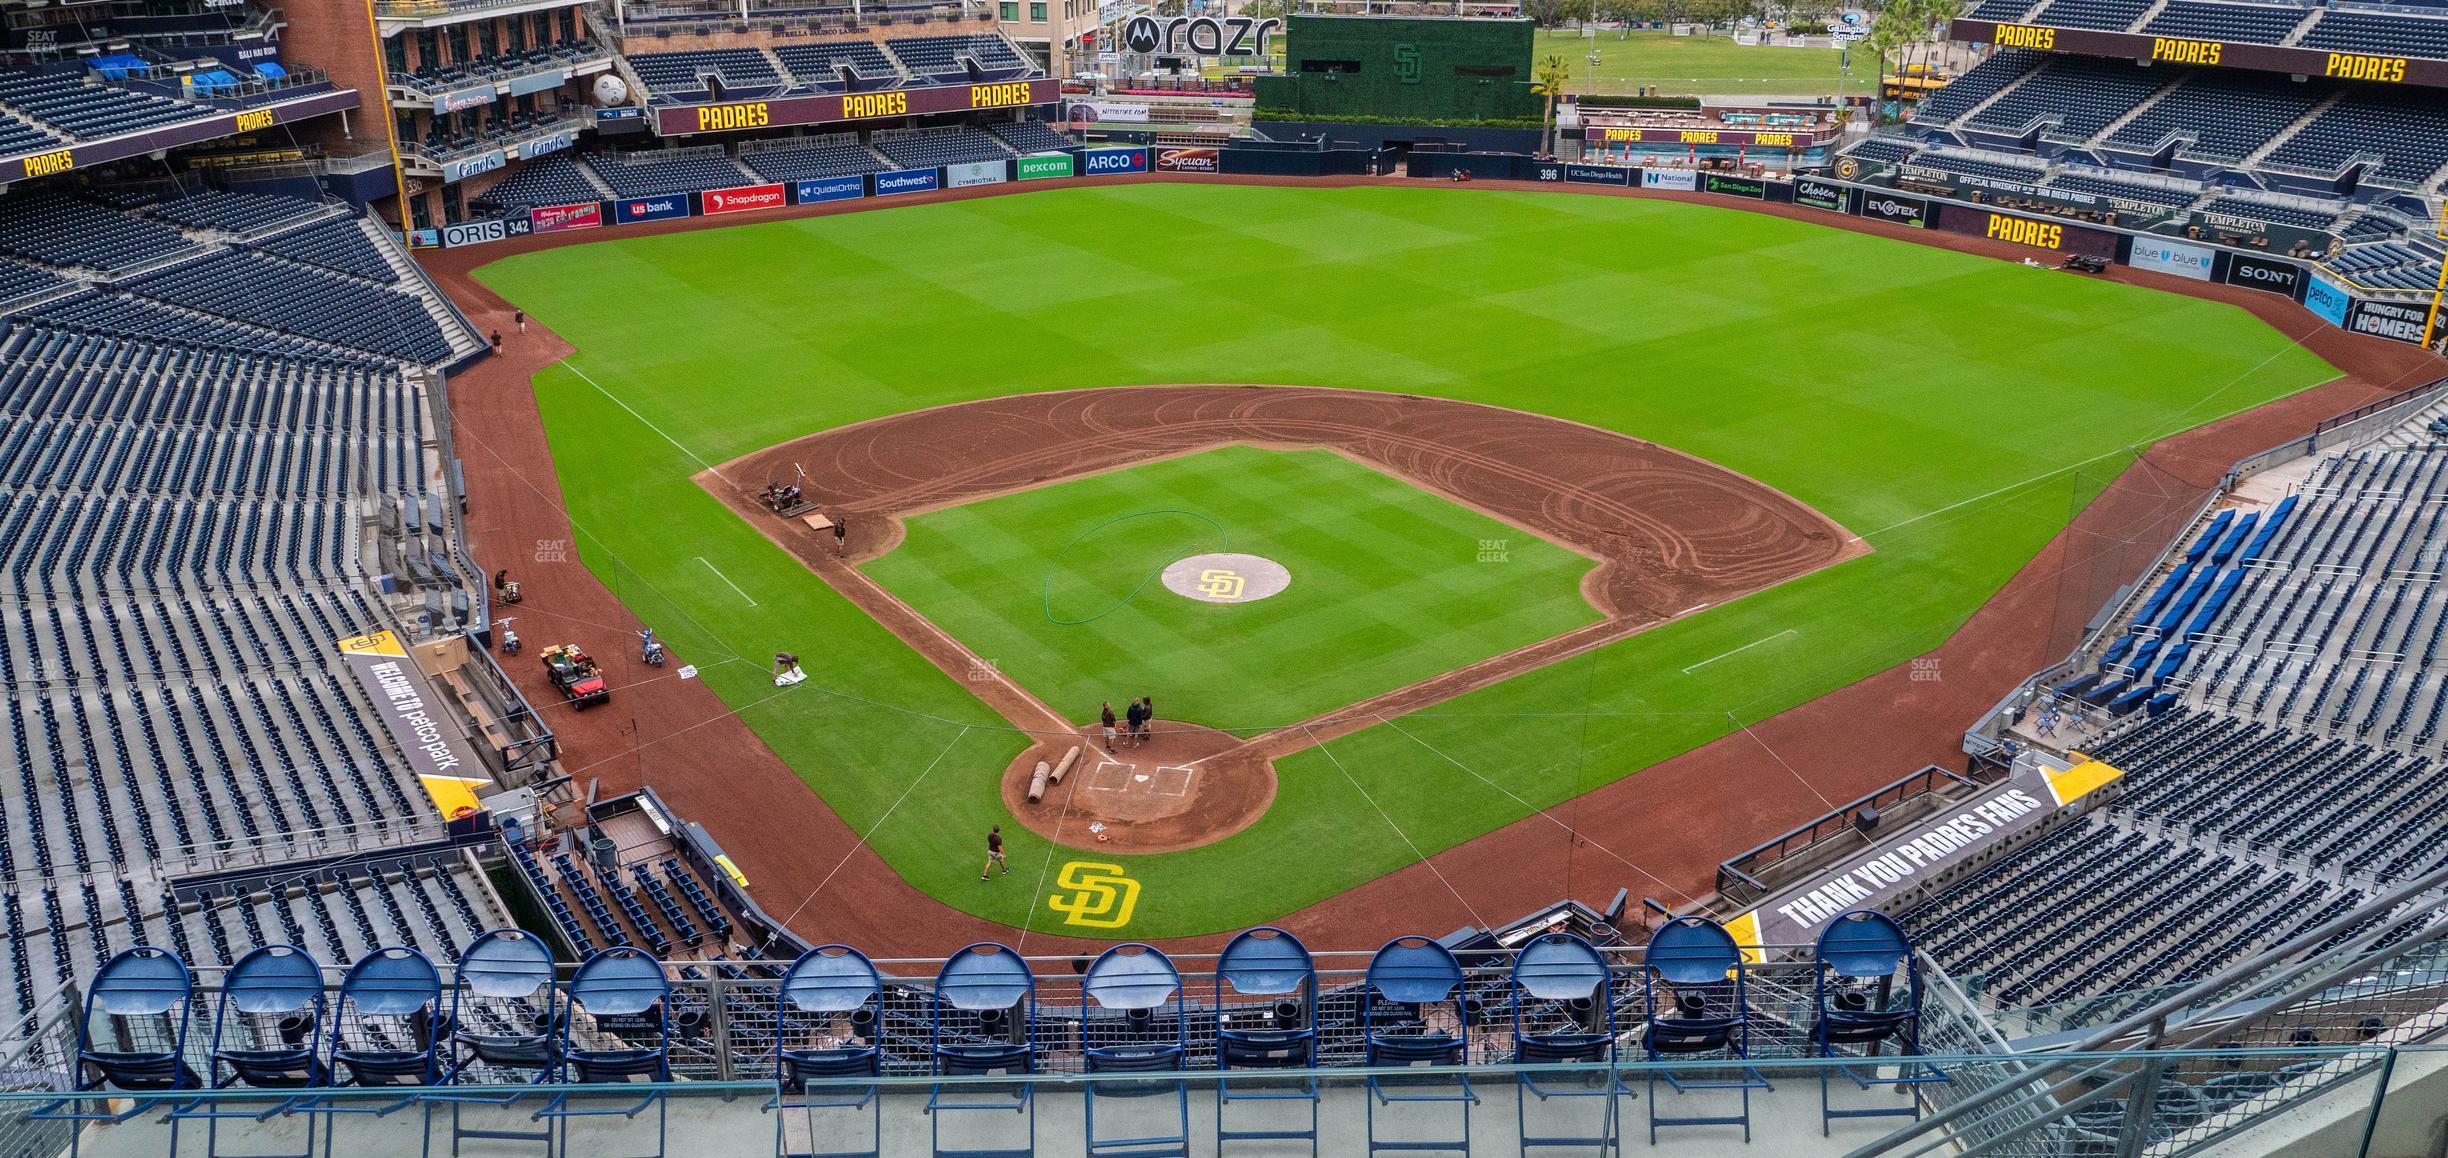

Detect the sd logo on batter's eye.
[
  {"left": 1196, "top": 568, "right": 1245, "bottom": 601},
  {"left": 1048, "top": 861, "right": 1140, "bottom": 929}
]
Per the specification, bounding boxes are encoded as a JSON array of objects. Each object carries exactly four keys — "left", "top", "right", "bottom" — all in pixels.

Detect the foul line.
[
  {"left": 1378, "top": 716, "right": 1698, "bottom": 907},
  {"left": 1682, "top": 628, "right": 1797, "bottom": 675},
  {"left": 563, "top": 361, "right": 727, "bottom": 483},
  {"left": 696, "top": 556, "right": 758, "bottom": 606},
  {"left": 776, "top": 725, "right": 971, "bottom": 928},
  {"left": 1303, "top": 725, "right": 1489, "bottom": 930}
]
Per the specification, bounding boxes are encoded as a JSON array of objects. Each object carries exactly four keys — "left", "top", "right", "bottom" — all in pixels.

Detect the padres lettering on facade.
[
  {"left": 2324, "top": 51, "right": 2407, "bottom": 82},
  {"left": 969, "top": 82, "right": 1035, "bottom": 109},
  {"left": 1754, "top": 132, "right": 1794, "bottom": 147},
  {"left": 1993, "top": 23, "right": 2055, "bottom": 48},
  {"left": 695, "top": 102, "right": 770, "bottom": 132},
  {"left": 1986, "top": 213, "right": 2062, "bottom": 249},
  {"left": 1679, "top": 130, "right": 1719, "bottom": 144},
  {"left": 841, "top": 91, "right": 908, "bottom": 119},
  {"left": 21, "top": 148, "right": 73, "bottom": 178},
  {"left": 2149, "top": 37, "right": 2221, "bottom": 64},
  {"left": 232, "top": 108, "right": 276, "bottom": 133}
]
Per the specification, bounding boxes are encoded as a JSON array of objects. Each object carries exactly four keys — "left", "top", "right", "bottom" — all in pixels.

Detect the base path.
[
  {"left": 711, "top": 385, "right": 1861, "bottom": 852},
  {"left": 419, "top": 172, "right": 2445, "bottom": 956}
]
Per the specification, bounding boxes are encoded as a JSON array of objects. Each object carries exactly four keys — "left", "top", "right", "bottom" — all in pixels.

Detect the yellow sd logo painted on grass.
[
  {"left": 1048, "top": 862, "right": 1140, "bottom": 929},
  {"left": 1195, "top": 568, "right": 1245, "bottom": 601}
]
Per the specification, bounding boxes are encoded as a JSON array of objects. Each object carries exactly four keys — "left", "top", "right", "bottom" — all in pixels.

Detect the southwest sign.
[
  {"left": 654, "top": 78, "right": 1060, "bottom": 136},
  {"left": 1951, "top": 18, "right": 2442, "bottom": 88}
]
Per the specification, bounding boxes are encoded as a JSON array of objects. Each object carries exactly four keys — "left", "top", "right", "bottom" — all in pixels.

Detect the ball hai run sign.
[{"left": 1121, "top": 14, "right": 1281, "bottom": 57}]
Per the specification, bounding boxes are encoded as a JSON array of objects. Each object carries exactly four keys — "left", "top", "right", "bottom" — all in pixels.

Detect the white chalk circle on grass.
[{"left": 1162, "top": 553, "right": 1291, "bottom": 604}]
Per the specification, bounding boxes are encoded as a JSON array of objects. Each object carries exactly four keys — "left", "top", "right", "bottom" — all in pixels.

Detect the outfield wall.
[{"left": 425, "top": 146, "right": 2442, "bottom": 354}]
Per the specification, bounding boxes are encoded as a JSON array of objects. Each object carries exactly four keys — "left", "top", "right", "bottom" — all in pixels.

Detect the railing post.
[
  {"left": 2112, "top": 1051, "right": 2167, "bottom": 1157},
  {"left": 708, "top": 972, "right": 735, "bottom": 1084},
  {"left": 2354, "top": 1047, "right": 2400, "bottom": 1158}
]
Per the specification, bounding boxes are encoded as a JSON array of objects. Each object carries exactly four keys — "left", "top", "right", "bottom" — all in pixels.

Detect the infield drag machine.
[{"left": 541, "top": 643, "right": 610, "bottom": 709}]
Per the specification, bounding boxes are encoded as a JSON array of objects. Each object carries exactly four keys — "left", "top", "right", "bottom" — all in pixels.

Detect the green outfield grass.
[
  {"left": 476, "top": 183, "right": 2334, "bottom": 938},
  {"left": 1534, "top": 28, "right": 1860, "bottom": 95},
  {"left": 862, "top": 445, "right": 1604, "bottom": 732}
]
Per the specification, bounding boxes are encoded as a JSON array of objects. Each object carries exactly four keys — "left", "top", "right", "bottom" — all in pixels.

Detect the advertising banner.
[
  {"left": 335, "top": 630, "right": 491, "bottom": 820},
  {"left": 1064, "top": 99, "right": 1150, "bottom": 124},
  {"left": 1857, "top": 191, "right": 1928, "bottom": 228},
  {"left": 1155, "top": 146, "right": 1221, "bottom": 173},
  {"left": 431, "top": 87, "right": 494, "bottom": 115},
  {"left": 529, "top": 201, "right": 602, "bottom": 233},
  {"left": 2347, "top": 298, "right": 2431, "bottom": 345},
  {"left": 1589, "top": 125, "right": 1817, "bottom": 147},
  {"left": 1565, "top": 164, "right": 1630, "bottom": 186},
  {"left": 874, "top": 167, "right": 940, "bottom": 196},
  {"left": 945, "top": 159, "right": 1008, "bottom": 189},
  {"left": 2224, "top": 252, "right": 2304, "bottom": 297},
  {"left": 1017, "top": 153, "right": 1074, "bottom": 181},
  {"left": 1949, "top": 18, "right": 2446, "bottom": 89},
  {"left": 1639, "top": 167, "right": 1696, "bottom": 190},
  {"left": 1725, "top": 755, "right": 2125, "bottom": 957},
  {"left": 441, "top": 219, "right": 507, "bottom": 249},
  {"left": 596, "top": 106, "right": 646, "bottom": 123},
  {"left": 1080, "top": 147, "right": 1148, "bottom": 175},
  {"left": 2128, "top": 236, "right": 2216, "bottom": 282},
  {"left": 654, "top": 78, "right": 1060, "bottom": 136},
  {"left": 701, "top": 182, "right": 787, "bottom": 215},
  {"left": 514, "top": 130, "right": 578, "bottom": 161},
  {"left": 507, "top": 69, "right": 568, "bottom": 98},
  {"left": 1792, "top": 176, "right": 1847, "bottom": 212},
  {"left": 2305, "top": 273, "right": 2354, "bottom": 327},
  {"left": 1935, "top": 205, "right": 2118, "bottom": 258},
  {"left": 1703, "top": 172, "right": 1766, "bottom": 200},
  {"left": 616, "top": 193, "right": 691, "bottom": 224},
  {"left": 441, "top": 150, "right": 506, "bottom": 183},
  {"left": 793, "top": 174, "right": 865, "bottom": 205}
]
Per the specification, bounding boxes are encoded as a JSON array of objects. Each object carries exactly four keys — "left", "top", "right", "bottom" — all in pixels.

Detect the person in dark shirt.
[
  {"left": 1124, "top": 698, "right": 1146, "bottom": 748},
  {"left": 980, "top": 825, "right": 1007, "bottom": 880}
]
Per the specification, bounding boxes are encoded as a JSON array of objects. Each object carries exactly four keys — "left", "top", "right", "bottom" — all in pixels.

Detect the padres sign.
[{"left": 1048, "top": 862, "right": 1140, "bottom": 928}]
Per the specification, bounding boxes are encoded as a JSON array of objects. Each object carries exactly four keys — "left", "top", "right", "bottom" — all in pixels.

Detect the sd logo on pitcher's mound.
[{"left": 1162, "top": 553, "right": 1290, "bottom": 604}]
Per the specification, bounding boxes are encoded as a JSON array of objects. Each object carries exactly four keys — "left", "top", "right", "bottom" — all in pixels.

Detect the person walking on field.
[
  {"left": 1100, "top": 701, "right": 1118, "bottom": 753},
  {"left": 514, "top": 309, "right": 527, "bottom": 334},
  {"left": 832, "top": 515, "right": 849, "bottom": 558},
  {"left": 981, "top": 825, "right": 1007, "bottom": 880},
  {"left": 1139, "top": 695, "right": 1155, "bottom": 748}
]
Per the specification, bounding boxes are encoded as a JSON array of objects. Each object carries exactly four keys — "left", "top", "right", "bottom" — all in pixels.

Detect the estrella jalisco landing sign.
[{"left": 653, "top": 77, "right": 1060, "bottom": 137}]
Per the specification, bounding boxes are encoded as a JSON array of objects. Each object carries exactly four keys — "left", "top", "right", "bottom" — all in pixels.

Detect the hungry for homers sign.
[
  {"left": 655, "top": 78, "right": 1059, "bottom": 136},
  {"left": 1725, "top": 755, "right": 2125, "bottom": 958}
]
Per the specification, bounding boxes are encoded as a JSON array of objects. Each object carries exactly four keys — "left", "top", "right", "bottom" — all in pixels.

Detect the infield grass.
[
  {"left": 862, "top": 445, "right": 1604, "bottom": 732},
  {"left": 477, "top": 183, "right": 2335, "bottom": 938}
]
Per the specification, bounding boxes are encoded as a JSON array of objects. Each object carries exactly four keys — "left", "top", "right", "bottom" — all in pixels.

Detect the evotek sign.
[
  {"left": 1858, "top": 192, "right": 1928, "bottom": 228},
  {"left": 1120, "top": 14, "right": 1280, "bottom": 57},
  {"left": 2224, "top": 252, "right": 2301, "bottom": 295}
]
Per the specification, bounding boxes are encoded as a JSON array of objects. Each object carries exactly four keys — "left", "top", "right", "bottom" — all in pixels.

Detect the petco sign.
[
  {"left": 1120, "top": 14, "right": 1280, "bottom": 57},
  {"left": 702, "top": 183, "right": 787, "bottom": 215}
]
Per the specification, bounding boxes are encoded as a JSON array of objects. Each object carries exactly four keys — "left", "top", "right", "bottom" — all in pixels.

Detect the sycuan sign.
[{"left": 654, "top": 78, "right": 1059, "bottom": 136}]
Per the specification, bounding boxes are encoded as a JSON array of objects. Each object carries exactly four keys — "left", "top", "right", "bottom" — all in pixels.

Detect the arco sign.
[{"left": 1120, "top": 14, "right": 1281, "bottom": 57}]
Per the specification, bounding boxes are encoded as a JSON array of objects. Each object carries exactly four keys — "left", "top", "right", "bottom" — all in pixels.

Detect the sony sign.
[{"left": 1121, "top": 14, "right": 1281, "bottom": 57}]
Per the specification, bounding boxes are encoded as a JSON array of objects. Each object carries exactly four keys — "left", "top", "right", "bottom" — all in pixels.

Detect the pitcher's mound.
[{"left": 1162, "top": 553, "right": 1290, "bottom": 604}]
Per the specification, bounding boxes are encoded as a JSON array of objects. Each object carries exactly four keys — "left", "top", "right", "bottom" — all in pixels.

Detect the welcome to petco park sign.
[
  {"left": 654, "top": 77, "right": 1059, "bottom": 136},
  {"left": 1724, "top": 753, "right": 2125, "bottom": 959}
]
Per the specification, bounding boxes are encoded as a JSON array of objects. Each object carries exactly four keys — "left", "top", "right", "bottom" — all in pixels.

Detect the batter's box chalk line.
[
  {"left": 1085, "top": 760, "right": 1131, "bottom": 792},
  {"left": 1153, "top": 765, "right": 1195, "bottom": 797}
]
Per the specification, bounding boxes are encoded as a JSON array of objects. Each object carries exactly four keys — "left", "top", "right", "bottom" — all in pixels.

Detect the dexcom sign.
[{"left": 1081, "top": 148, "right": 1147, "bottom": 175}]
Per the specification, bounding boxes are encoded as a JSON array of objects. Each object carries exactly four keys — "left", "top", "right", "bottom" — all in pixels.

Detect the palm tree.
[{"left": 1532, "top": 53, "right": 1573, "bottom": 157}]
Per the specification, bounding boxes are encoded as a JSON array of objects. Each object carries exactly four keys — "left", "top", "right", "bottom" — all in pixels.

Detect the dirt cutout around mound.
[{"left": 706, "top": 384, "right": 1863, "bottom": 853}]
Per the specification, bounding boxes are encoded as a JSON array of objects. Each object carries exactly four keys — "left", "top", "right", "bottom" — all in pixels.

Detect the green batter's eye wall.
[{"left": 1252, "top": 14, "right": 1545, "bottom": 125}]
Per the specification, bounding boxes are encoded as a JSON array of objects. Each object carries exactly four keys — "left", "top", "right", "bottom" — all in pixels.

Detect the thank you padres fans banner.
[
  {"left": 1725, "top": 754, "right": 2125, "bottom": 958},
  {"left": 336, "top": 630, "right": 490, "bottom": 820}
]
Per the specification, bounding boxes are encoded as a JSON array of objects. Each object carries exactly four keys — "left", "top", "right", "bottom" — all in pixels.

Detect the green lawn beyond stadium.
[
  {"left": 861, "top": 445, "right": 1604, "bottom": 733},
  {"left": 477, "top": 183, "right": 2335, "bottom": 939}
]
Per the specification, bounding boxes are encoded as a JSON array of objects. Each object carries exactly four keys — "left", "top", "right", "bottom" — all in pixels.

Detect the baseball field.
[{"left": 474, "top": 181, "right": 2334, "bottom": 939}]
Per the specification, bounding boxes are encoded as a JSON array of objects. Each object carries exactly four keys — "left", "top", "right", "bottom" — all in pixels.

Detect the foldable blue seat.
[
  {"left": 1079, "top": 944, "right": 1188, "bottom": 1158},
  {"left": 1640, "top": 916, "right": 1769, "bottom": 1143},
  {"left": 535, "top": 948, "right": 672, "bottom": 1158},
  {"left": 767, "top": 945, "right": 884, "bottom": 1158},
  {"left": 1213, "top": 927, "right": 1318, "bottom": 1156},
  {"left": 1508, "top": 932, "right": 1624, "bottom": 1154},
  {"left": 926, "top": 943, "right": 1035, "bottom": 1158},
  {"left": 1811, "top": 911, "right": 1947, "bottom": 1133},
  {"left": 172, "top": 944, "right": 326, "bottom": 1158},
  {"left": 32, "top": 945, "right": 199, "bottom": 1158},
  {"left": 440, "top": 930, "right": 563, "bottom": 1155},
  {"left": 1361, "top": 937, "right": 1476, "bottom": 1155},
  {"left": 320, "top": 946, "right": 445, "bottom": 1157}
]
